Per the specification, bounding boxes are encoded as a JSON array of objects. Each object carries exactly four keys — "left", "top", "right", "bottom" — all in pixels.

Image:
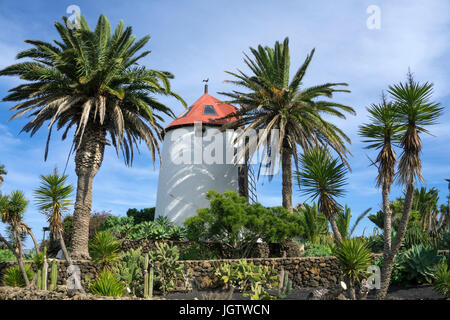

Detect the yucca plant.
[
  {"left": 335, "top": 238, "right": 372, "bottom": 300},
  {"left": 89, "top": 231, "right": 121, "bottom": 269},
  {"left": 89, "top": 269, "right": 126, "bottom": 297},
  {"left": 3, "top": 264, "right": 34, "bottom": 287},
  {"left": 295, "top": 147, "right": 349, "bottom": 244},
  {"left": 34, "top": 169, "right": 74, "bottom": 263},
  {"left": 0, "top": 14, "right": 186, "bottom": 259}
]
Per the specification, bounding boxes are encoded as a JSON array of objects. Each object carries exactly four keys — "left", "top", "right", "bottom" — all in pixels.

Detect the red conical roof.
[{"left": 165, "top": 93, "right": 238, "bottom": 131}]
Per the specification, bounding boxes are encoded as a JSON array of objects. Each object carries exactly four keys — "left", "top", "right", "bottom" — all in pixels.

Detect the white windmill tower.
[{"left": 155, "top": 84, "right": 254, "bottom": 225}]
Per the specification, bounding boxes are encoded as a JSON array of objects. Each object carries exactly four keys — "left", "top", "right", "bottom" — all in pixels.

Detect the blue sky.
[{"left": 0, "top": 0, "right": 449, "bottom": 248}]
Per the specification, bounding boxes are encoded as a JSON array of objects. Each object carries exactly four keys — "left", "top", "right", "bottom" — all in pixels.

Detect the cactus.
[
  {"left": 42, "top": 246, "right": 48, "bottom": 290},
  {"left": 148, "top": 267, "right": 154, "bottom": 298},
  {"left": 49, "top": 259, "right": 58, "bottom": 291},
  {"left": 144, "top": 253, "right": 149, "bottom": 297},
  {"left": 36, "top": 270, "right": 42, "bottom": 290},
  {"left": 277, "top": 268, "right": 292, "bottom": 299}
]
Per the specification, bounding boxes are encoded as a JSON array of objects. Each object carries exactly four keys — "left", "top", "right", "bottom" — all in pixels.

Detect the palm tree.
[
  {"left": 0, "top": 164, "right": 7, "bottom": 191},
  {"left": 375, "top": 71, "right": 443, "bottom": 300},
  {"left": 219, "top": 37, "right": 355, "bottom": 212},
  {"left": 34, "top": 169, "right": 74, "bottom": 263},
  {"left": 297, "top": 203, "right": 328, "bottom": 244},
  {"left": 0, "top": 191, "right": 33, "bottom": 287},
  {"left": 295, "top": 147, "right": 349, "bottom": 244},
  {"left": 0, "top": 15, "right": 186, "bottom": 259},
  {"left": 336, "top": 205, "right": 372, "bottom": 239},
  {"left": 359, "top": 95, "right": 401, "bottom": 255}
]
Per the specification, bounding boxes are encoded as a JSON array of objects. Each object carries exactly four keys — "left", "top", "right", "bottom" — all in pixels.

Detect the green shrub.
[
  {"left": 102, "top": 215, "right": 185, "bottom": 241},
  {"left": 0, "top": 249, "right": 16, "bottom": 262},
  {"left": 3, "top": 265, "right": 34, "bottom": 287},
  {"left": 148, "top": 242, "right": 184, "bottom": 296},
  {"left": 374, "top": 256, "right": 406, "bottom": 285},
  {"left": 89, "top": 231, "right": 121, "bottom": 268},
  {"left": 184, "top": 190, "right": 301, "bottom": 257},
  {"left": 302, "top": 243, "right": 332, "bottom": 257},
  {"left": 432, "top": 261, "right": 450, "bottom": 298},
  {"left": 400, "top": 244, "right": 444, "bottom": 284},
  {"left": 214, "top": 260, "right": 278, "bottom": 292},
  {"left": 402, "top": 225, "right": 431, "bottom": 250},
  {"left": 179, "top": 243, "right": 219, "bottom": 260},
  {"left": 126, "top": 207, "right": 155, "bottom": 224},
  {"left": 89, "top": 269, "right": 126, "bottom": 297},
  {"left": 112, "top": 247, "right": 146, "bottom": 297},
  {"left": 366, "top": 234, "right": 384, "bottom": 253}
]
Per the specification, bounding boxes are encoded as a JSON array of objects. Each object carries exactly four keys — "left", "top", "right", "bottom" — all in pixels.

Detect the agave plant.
[
  {"left": 89, "top": 269, "right": 126, "bottom": 297},
  {"left": 432, "top": 262, "right": 450, "bottom": 298},
  {"left": 335, "top": 238, "right": 372, "bottom": 300},
  {"left": 400, "top": 244, "right": 444, "bottom": 284}
]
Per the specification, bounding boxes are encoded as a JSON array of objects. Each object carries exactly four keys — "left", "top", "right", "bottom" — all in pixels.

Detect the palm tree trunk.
[
  {"left": 58, "top": 229, "right": 72, "bottom": 264},
  {"left": 281, "top": 148, "right": 293, "bottom": 212},
  {"left": 71, "top": 125, "right": 106, "bottom": 260},
  {"left": 26, "top": 227, "right": 40, "bottom": 255},
  {"left": 329, "top": 216, "right": 343, "bottom": 245},
  {"left": 377, "top": 182, "right": 414, "bottom": 299}
]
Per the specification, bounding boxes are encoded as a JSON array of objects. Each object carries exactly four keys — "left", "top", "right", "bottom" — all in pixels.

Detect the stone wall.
[{"left": 0, "top": 256, "right": 343, "bottom": 289}]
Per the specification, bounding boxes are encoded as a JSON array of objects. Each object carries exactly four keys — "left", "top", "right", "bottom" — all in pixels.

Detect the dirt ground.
[{"left": 165, "top": 284, "right": 446, "bottom": 300}]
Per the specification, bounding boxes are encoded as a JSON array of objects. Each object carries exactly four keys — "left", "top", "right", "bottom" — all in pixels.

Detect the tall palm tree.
[
  {"left": 375, "top": 72, "right": 443, "bottom": 300},
  {"left": 0, "top": 191, "right": 33, "bottom": 287},
  {"left": 295, "top": 147, "right": 349, "bottom": 244},
  {"left": 219, "top": 38, "right": 355, "bottom": 212},
  {"left": 0, "top": 164, "right": 6, "bottom": 191},
  {"left": 0, "top": 15, "right": 186, "bottom": 259},
  {"left": 34, "top": 169, "right": 74, "bottom": 263}
]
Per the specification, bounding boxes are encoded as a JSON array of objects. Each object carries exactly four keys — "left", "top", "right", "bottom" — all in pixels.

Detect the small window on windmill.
[
  {"left": 203, "top": 105, "right": 217, "bottom": 115},
  {"left": 179, "top": 106, "right": 193, "bottom": 118}
]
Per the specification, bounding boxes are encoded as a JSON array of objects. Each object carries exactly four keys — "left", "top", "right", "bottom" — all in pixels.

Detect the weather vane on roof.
[{"left": 203, "top": 78, "right": 209, "bottom": 93}]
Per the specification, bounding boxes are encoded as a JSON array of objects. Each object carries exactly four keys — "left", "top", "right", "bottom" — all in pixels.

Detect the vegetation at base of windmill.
[
  {"left": 0, "top": 249, "right": 16, "bottom": 261},
  {"left": 126, "top": 207, "right": 155, "bottom": 224},
  {"left": 0, "top": 14, "right": 187, "bottom": 259},
  {"left": 2, "top": 264, "right": 34, "bottom": 287},
  {"left": 243, "top": 282, "right": 277, "bottom": 300},
  {"left": 101, "top": 215, "right": 185, "bottom": 241},
  {"left": 432, "top": 261, "right": 450, "bottom": 298},
  {"left": 295, "top": 147, "right": 349, "bottom": 245},
  {"left": 214, "top": 260, "right": 278, "bottom": 293},
  {"left": 89, "top": 231, "right": 121, "bottom": 269},
  {"left": 218, "top": 37, "right": 355, "bottom": 213},
  {"left": 295, "top": 203, "right": 328, "bottom": 244},
  {"left": 179, "top": 242, "right": 220, "bottom": 261},
  {"left": 88, "top": 269, "right": 127, "bottom": 297},
  {"left": 184, "top": 190, "right": 301, "bottom": 257},
  {"left": 148, "top": 242, "right": 185, "bottom": 296},
  {"left": 111, "top": 247, "right": 147, "bottom": 297},
  {"left": 335, "top": 238, "right": 372, "bottom": 300}
]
